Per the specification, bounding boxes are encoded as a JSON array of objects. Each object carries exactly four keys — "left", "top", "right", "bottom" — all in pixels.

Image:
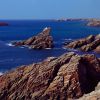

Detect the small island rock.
[{"left": 12, "top": 27, "right": 54, "bottom": 49}]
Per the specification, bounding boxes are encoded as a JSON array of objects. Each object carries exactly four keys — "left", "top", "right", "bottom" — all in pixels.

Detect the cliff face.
[
  {"left": 64, "top": 34, "right": 100, "bottom": 53},
  {"left": 0, "top": 52, "right": 100, "bottom": 100},
  {"left": 12, "top": 27, "right": 54, "bottom": 49}
]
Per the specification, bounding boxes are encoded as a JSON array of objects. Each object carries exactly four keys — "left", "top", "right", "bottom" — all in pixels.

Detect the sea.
[{"left": 0, "top": 20, "right": 100, "bottom": 73}]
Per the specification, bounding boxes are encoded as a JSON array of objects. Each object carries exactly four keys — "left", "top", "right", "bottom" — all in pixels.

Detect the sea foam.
[
  {"left": 0, "top": 72, "right": 3, "bottom": 76},
  {"left": 6, "top": 43, "right": 14, "bottom": 47}
]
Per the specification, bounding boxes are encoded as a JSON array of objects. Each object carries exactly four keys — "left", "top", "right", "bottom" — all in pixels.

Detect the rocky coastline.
[{"left": 0, "top": 52, "right": 100, "bottom": 99}]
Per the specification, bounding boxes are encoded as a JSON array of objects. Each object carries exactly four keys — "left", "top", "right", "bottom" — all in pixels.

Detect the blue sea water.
[{"left": 0, "top": 20, "right": 100, "bottom": 73}]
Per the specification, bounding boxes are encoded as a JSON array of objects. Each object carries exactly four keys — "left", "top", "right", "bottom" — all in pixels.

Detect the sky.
[{"left": 0, "top": 0, "right": 100, "bottom": 19}]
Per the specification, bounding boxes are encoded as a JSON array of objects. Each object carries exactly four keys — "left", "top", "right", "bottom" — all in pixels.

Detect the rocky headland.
[
  {"left": 64, "top": 34, "right": 100, "bottom": 53},
  {"left": 12, "top": 27, "right": 54, "bottom": 49},
  {"left": 0, "top": 52, "right": 100, "bottom": 100}
]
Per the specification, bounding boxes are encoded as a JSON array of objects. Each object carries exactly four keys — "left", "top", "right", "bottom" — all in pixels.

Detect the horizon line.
[{"left": 0, "top": 17, "right": 100, "bottom": 20}]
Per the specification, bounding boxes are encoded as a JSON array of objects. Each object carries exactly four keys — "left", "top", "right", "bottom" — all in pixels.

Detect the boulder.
[
  {"left": 12, "top": 27, "right": 54, "bottom": 49},
  {"left": 0, "top": 52, "right": 100, "bottom": 99},
  {"left": 64, "top": 34, "right": 100, "bottom": 53}
]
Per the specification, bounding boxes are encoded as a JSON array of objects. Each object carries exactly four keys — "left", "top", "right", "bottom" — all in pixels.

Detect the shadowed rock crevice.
[
  {"left": 77, "top": 57, "right": 99, "bottom": 94},
  {"left": 81, "top": 55, "right": 100, "bottom": 93}
]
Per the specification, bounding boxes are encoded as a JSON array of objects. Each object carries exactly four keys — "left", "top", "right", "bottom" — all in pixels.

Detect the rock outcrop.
[
  {"left": 0, "top": 52, "right": 100, "bottom": 100},
  {"left": 12, "top": 27, "right": 54, "bottom": 49},
  {"left": 64, "top": 34, "right": 100, "bottom": 53}
]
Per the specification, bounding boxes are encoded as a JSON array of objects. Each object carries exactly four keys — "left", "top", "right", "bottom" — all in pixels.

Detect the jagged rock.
[
  {"left": 12, "top": 27, "right": 54, "bottom": 49},
  {"left": 64, "top": 34, "right": 100, "bottom": 53},
  {"left": 0, "top": 52, "right": 100, "bottom": 99}
]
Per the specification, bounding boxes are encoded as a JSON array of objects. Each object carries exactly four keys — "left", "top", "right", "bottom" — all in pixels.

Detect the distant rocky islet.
[
  {"left": 0, "top": 22, "right": 8, "bottom": 26},
  {"left": 64, "top": 34, "right": 100, "bottom": 54}
]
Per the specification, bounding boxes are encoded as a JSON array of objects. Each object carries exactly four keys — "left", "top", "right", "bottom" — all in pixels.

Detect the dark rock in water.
[
  {"left": 0, "top": 22, "right": 8, "bottom": 26},
  {"left": 12, "top": 27, "right": 54, "bottom": 49},
  {"left": 0, "top": 52, "right": 100, "bottom": 99},
  {"left": 64, "top": 34, "right": 100, "bottom": 53}
]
